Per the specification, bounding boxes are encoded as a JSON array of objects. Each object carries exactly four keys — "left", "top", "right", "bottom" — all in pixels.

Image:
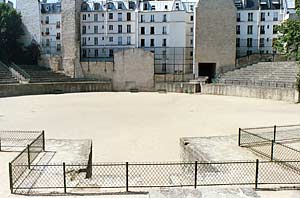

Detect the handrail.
[
  {"left": 0, "top": 60, "right": 11, "bottom": 71},
  {"left": 215, "top": 79, "right": 296, "bottom": 89},
  {"left": 10, "top": 63, "right": 31, "bottom": 81}
]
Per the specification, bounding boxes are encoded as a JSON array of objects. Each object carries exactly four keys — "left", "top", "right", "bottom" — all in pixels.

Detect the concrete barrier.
[
  {"left": 0, "top": 81, "right": 112, "bottom": 98},
  {"left": 202, "top": 84, "right": 299, "bottom": 103}
]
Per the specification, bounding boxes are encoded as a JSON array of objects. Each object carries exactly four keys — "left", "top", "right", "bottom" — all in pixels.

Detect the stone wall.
[
  {"left": 16, "top": 0, "right": 41, "bottom": 46},
  {"left": 194, "top": 0, "right": 236, "bottom": 76},
  {"left": 81, "top": 48, "right": 155, "bottom": 91},
  {"left": 0, "top": 81, "right": 112, "bottom": 98},
  {"left": 39, "top": 55, "right": 63, "bottom": 71},
  {"left": 202, "top": 84, "right": 299, "bottom": 103},
  {"left": 61, "top": 0, "right": 82, "bottom": 77}
]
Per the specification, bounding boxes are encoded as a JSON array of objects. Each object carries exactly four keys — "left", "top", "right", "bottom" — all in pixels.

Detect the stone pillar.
[
  {"left": 61, "top": 0, "right": 83, "bottom": 77},
  {"left": 194, "top": 0, "right": 236, "bottom": 78},
  {"left": 16, "top": 0, "right": 42, "bottom": 46}
]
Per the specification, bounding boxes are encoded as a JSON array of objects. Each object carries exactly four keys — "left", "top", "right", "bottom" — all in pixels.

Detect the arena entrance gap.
[{"left": 198, "top": 63, "right": 216, "bottom": 82}]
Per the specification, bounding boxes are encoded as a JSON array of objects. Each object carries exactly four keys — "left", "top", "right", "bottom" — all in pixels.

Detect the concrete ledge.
[
  {"left": 0, "top": 81, "right": 112, "bottom": 98},
  {"left": 202, "top": 84, "right": 299, "bottom": 103},
  {"left": 155, "top": 82, "right": 200, "bottom": 94}
]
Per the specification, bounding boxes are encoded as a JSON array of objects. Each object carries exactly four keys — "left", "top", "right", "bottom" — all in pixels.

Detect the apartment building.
[
  {"left": 40, "top": 1, "right": 62, "bottom": 55},
  {"left": 235, "top": 0, "right": 294, "bottom": 57}
]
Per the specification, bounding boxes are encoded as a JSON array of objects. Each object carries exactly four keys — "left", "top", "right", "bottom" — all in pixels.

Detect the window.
[
  {"left": 109, "top": 49, "right": 113, "bottom": 57},
  {"left": 118, "top": 37, "right": 122, "bottom": 45},
  {"left": 82, "top": 26, "right": 86, "bottom": 34},
  {"left": 143, "top": 3, "right": 148, "bottom": 10},
  {"left": 150, "top": 39, "right": 155, "bottom": 47},
  {"left": 56, "top": 21, "right": 60, "bottom": 28},
  {"left": 162, "top": 63, "right": 166, "bottom": 73},
  {"left": 83, "top": 49, "right": 87, "bottom": 57},
  {"left": 190, "top": 15, "right": 193, "bottom": 21},
  {"left": 162, "top": 39, "right": 166, "bottom": 47},
  {"left": 190, "top": 5, "right": 194, "bottom": 11},
  {"left": 236, "top": 25, "right": 240, "bottom": 34},
  {"left": 164, "top": 5, "right": 168, "bottom": 9},
  {"left": 94, "top": 37, "right": 98, "bottom": 45},
  {"left": 109, "top": 25, "right": 113, "bottom": 31},
  {"left": 150, "top": 15, "right": 154, "bottom": 22},
  {"left": 109, "top": 13, "right": 113, "bottom": 20},
  {"left": 261, "top": 13, "right": 265, "bottom": 21},
  {"left": 141, "top": 27, "right": 145, "bottom": 34},
  {"left": 94, "top": 14, "right": 98, "bottom": 22},
  {"left": 129, "top": 1, "right": 135, "bottom": 9},
  {"left": 118, "top": 25, "right": 122, "bottom": 33},
  {"left": 141, "top": 15, "right": 145, "bottom": 22},
  {"left": 57, "top": 44, "right": 61, "bottom": 51},
  {"left": 247, "top": 25, "right": 253, "bottom": 34},
  {"left": 162, "top": 26, "right": 167, "bottom": 34},
  {"left": 95, "top": 49, "right": 98, "bottom": 57},
  {"left": 127, "top": 36, "right": 131, "bottom": 45},
  {"left": 102, "top": 25, "right": 104, "bottom": 29},
  {"left": 273, "top": 25, "right": 278, "bottom": 34},
  {"left": 56, "top": 32, "right": 60, "bottom": 40},
  {"left": 260, "top": 25, "right": 265, "bottom": 34},
  {"left": 46, "top": 16, "right": 50, "bottom": 24},
  {"left": 94, "top": 3, "right": 100, "bottom": 10},
  {"left": 237, "top": 13, "right": 241, "bottom": 22},
  {"left": 151, "top": 5, "right": 155, "bottom": 10},
  {"left": 118, "top": 2, "right": 122, "bottom": 9},
  {"left": 273, "top": 12, "right": 278, "bottom": 21},
  {"left": 163, "top": 14, "right": 167, "bottom": 22},
  {"left": 127, "top": 25, "right": 131, "bottom": 33},
  {"left": 150, "top": 26, "right": 155, "bottom": 34},
  {"left": 259, "top": 38, "right": 264, "bottom": 47},
  {"left": 109, "top": 37, "right": 113, "bottom": 42},
  {"left": 236, "top": 38, "right": 240, "bottom": 47},
  {"left": 175, "top": 3, "right": 179, "bottom": 10},
  {"left": 141, "top": 39, "right": 145, "bottom": 47},
  {"left": 190, "top": 39, "right": 193, "bottom": 45},
  {"left": 118, "top": 13, "right": 122, "bottom": 21},
  {"left": 46, "top": 39, "right": 50, "bottom": 46},
  {"left": 247, "top": 38, "right": 253, "bottom": 47},
  {"left": 82, "top": 37, "right": 86, "bottom": 46},
  {"left": 248, "top": 13, "right": 253, "bottom": 21},
  {"left": 94, "top": 26, "right": 98, "bottom": 33},
  {"left": 190, "top": 27, "right": 193, "bottom": 33},
  {"left": 127, "top": 13, "right": 131, "bottom": 21}
]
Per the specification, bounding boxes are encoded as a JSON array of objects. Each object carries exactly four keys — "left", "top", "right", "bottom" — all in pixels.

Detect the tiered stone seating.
[
  {"left": 18, "top": 65, "right": 96, "bottom": 83},
  {"left": 217, "top": 62, "right": 298, "bottom": 88},
  {"left": 0, "top": 62, "right": 18, "bottom": 84}
]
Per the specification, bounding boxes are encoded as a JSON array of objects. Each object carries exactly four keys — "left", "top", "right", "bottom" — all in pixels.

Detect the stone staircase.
[
  {"left": 18, "top": 65, "right": 97, "bottom": 83},
  {"left": 217, "top": 62, "right": 298, "bottom": 88},
  {"left": 0, "top": 61, "right": 18, "bottom": 84}
]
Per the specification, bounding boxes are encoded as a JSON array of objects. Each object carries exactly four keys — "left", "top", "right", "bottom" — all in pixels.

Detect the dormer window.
[
  {"left": 129, "top": 1, "right": 135, "bottom": 9},
  {"left": 107, "top": 3, "right": 113, "bottom": 10},
  {"left": 118, "top": 2, "right": 122, "bottom": 9},
  {"left": 94, "top": 3, "right": 100, "bottom": 10},
  {"left": 175, "top": 3, "right": 179, "bottom": 10},
  {"left": 81, "top": 3, "right": 88, "bottom": 11}
]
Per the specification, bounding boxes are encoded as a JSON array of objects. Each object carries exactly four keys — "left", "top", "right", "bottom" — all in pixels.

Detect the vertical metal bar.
[
  {"left": 271, "top": 140, "right": 275, "bottom": 161},
  {"left": 42, "top": 130, "right": 45, "bottom": 151},
  {"left": 126, "top": 162, "right": 129, "bottom": 192},
  {"left": 194, "top": 161, "right": 198, "bottom": 188},
  {"left": 273, "top": 125, "right": 276, "bottom": 142},
  {"left": 27, "top": 145, "right": 30, "bottom": 169},
  {"left": 63, "top": 162, "right": 67, "bottom": 193},
  {"left": 238, "top": 128, "right": 241, "bottom": 146},
  {"left": 9, "top": 162, "right": 13, "bottom": 193},
  {"left": 255, "top": 159, "right": 259, "bottom": 190}
]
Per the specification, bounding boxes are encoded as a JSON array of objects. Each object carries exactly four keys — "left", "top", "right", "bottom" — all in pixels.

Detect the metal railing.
[{"left": 217, "top": 79, "right": 296, "bottom": 89}]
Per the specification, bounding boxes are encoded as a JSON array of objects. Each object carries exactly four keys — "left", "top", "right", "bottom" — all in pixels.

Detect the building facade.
[{"left": 235, "top": 0, "right": 294, "bottom": 57}]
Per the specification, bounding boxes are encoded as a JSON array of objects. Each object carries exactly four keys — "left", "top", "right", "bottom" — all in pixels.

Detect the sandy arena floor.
[{"left": 0, "top": 92, "right": 300, "bottom": 197}]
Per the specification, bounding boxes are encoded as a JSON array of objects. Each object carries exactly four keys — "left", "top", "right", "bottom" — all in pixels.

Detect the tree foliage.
[
  {"left": 273, "top": 15, "right": 300, "bottom": 93},
  {"left": 0, "top": 3, "right": 24, "bottom": 62}
]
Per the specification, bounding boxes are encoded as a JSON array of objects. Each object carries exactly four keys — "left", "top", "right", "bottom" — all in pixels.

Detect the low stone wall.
[
  {"left": 155, "top": 81, "right": 200, "bottom": 94},
  {"left": 0, "top": 81, "right": 112, "bottom": 97},
  {"left": 202, "top": 84, "right": 299, "bottom": 103}
]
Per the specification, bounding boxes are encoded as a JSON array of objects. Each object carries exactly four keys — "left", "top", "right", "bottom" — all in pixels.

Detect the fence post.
[
  {"left": 27, "top": 144, "right": 30, "bottom": 169},
  {"left": 194, "top": 161, "right": 198, "bottom": 188},
  {"left": 271, "top": 140, "right": 275, "bottom": 161},
  {"left": 238, "top": 128, "right": 241, "bottom": 146},
  {"left": 86, "top": 142, "right": 92, "bottom": 179},
  {"left": 42, "top": 130, "right": 45, "bottom": 151},
  {"left": 9, "top": 162, "right": 13, "bottom": 193},
  {"left": 255, "top": 159, "right": 259, "bottom": 190},
  {"left": 126, "top": 162, "right": 129, "bottom": 192},
  {"left": 273, "top": 125, "right": 276, "bottom": 142},
  {"left": 63, "top": 162, "right": 67, "bottom": 193},
  {"left": 0, "top": 137, "right": 1, "bottom": 152}
]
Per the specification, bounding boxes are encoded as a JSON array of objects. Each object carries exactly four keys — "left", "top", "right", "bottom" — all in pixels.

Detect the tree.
[
  {"left": 273, "top": 15, "right": 300, "bottom": 102},
  {"left": 0, "top": 3, "right": 24, "bottom": 62}
]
